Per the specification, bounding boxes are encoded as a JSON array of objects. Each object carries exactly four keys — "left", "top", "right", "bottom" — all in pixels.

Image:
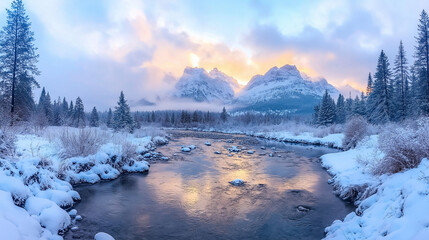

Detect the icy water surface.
[{"left": 65, "top": 131, "right": 354, "bottom": 240}]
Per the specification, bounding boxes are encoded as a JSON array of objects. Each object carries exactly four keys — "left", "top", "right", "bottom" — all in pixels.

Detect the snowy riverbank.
[
  {"left": 181, "top": 126, "right": 345, "bottom": 149},
  {"left": 0, "top": 126, "right": 168, "bottom": 239},
  {"left": 321, "top": 134, "right": 429, "bottom": 239}
]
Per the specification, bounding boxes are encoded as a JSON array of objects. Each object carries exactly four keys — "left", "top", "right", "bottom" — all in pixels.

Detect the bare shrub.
[
  {"left": 374, "top": 118, "right": 429, "bottom": 175},
  {"left": 342, "top": 116, "right": 369, "bottom": 150},
  {"left": 59, "top": 128, "right": 106, "bottom": 158},
  {"left": 121, "top": 140, "right": 137, "bottom": 159}
]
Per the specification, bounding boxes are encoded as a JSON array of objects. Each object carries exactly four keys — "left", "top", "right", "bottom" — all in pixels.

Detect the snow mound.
[
  {"left": 25, "top": 196, "right": 71, "bottom": 235},
  {"left": 0, "top": 190, "right": 45, "bottom": 240},
  {"left": 95, "top": 232, "right": 115, "bottom": 240}
]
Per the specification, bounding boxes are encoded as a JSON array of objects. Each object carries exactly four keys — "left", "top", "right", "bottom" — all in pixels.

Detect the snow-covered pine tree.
[
  {"left": 352, "top": 93, "right": 366, "bottom": 116},
  {"left": 368, "top": 50, "right": 392, "bottom": 124},
  {"left": 313, "top": 104, "right": 320, "bottom": 124},
  {"left": 336, "top": 94, "right": 346, "bottom": 124},
  {"left": 72, "top": 97, "right": 85, "bottom": 127},
  {"left": 345, "top": 95, "right": 353, "bottom": 120},
  {"left": 414, "top": 10, "right": 429, "bottom": 115},
  {"left": 409, "top": 66, "right": 420, "bottom": 117},
  {"left": 89, "top": 107, "right": 99, "bottom": 127},
  {"left": 61, "top": 97, "right": 68, "bottom": 125},
  {"left": 392, "top": 41, "right": 409, "bottom": 121},
  {"left": 106, "top": 108, "right": 112, "bottom": 128},
  {"left": 113, "top": 91, "right": 134, "bottom": 133},
  {"left": 317, "top": 90, "right": 336, "bottom": 125},
  {"left": 0, "top": 0, "right": 39, "bottom": 122},
  {"left": 52, "top": 98, "right": 61, "bottom": 126}
]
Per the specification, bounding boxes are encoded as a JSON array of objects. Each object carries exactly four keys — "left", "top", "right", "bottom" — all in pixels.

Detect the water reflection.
[{"left": 66, "top": 132, "right": 354, "bottom": 240}]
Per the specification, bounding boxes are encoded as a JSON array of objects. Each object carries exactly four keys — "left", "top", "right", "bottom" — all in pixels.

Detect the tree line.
[{"left": 314, "top": 10, "right": 429, "bottom": 125}]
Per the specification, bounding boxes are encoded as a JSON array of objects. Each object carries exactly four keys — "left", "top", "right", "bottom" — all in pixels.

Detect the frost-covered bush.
[
  {"left": 342, "top": 116, "right": 368, "bottom": 150},
  {"left": 0, "top": 128, "right": 17, "bottom": 157},
  {"left": 374, "top": 118, "right": 429, "bottom": 174},
  {"left": 59, "top": 128, "right": 106, "bottom": 158}
]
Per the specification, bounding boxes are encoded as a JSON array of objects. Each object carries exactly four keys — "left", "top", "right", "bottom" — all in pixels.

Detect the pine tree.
[
  {"left": 89, "top": 107, "right": 99, "bottom": 127},
  {"left": 0, "top": 0, "right": 39, "bottom": 121},
  {"left": 318, "top": 90, "right": 336, "bottom": 125},
  {"left": 414, "top": 10, "right": 429, "bottom": 115},
  {"left": 368, "top": 50, "right": 392, "bottom": 124},
  {"left": 151, "top": 111, "right": 155, "bottom": 122},
  {"left": 106, "top": 108, "right": 112, "bottom": 128},
  {"left": 352, "top": 94, "right": 366, "bottom": 116},
  {"left": 113, "top": 91, "right": 134, "bottom": 132},
  {"left": 392, "top": 41, "right": 409, "bottom": 121},
  {"left": 345, "top": 96, "right": 353, "bottom": 120},
  {"left": 171, "top": 112, "right": 175, "bottom": 125},
  {"left": 72, "top": 97, "right": 85, "bottom": 127},
  {"left": 52, "top": 99, "right": 61, "bottom": 126},
  {"left": 409, "top": 66, "right": 420, "bottom": 117},
  {"left": 164, "top": 112, "right": 170, "bottom": 125},
  {"left": 366, "top": 73, "right": 373, "bottom": 96},
  {"left": 336, "top": 94, "right": 346, "bottom": 123},
  {"left": 60, "top": 97, "right": 68, "bottom": 125},
  {"left": 313, "top": 104, "right": 320, "bottom": 124},
  {"left": 68, "top": 100, "right": 74, "bottom": 124},
  {"left": 192, "top": 110, "right": 199, "bottom": 122},
  {"left": 220, "top": 107, "right": 228, "bottom": 122}
]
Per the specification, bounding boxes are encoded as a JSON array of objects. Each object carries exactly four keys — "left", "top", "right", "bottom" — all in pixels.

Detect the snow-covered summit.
[
  {"left": 174, "top": 67, "right": 238, "bottom": 103},
  {"left": 235, "top": 64, "right": 339, "bottom": 113}
]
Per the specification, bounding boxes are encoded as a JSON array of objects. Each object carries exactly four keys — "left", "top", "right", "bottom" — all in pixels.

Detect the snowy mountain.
[
  {"left": 235, "top": 65, "right": 339, "bottom": 114},
  {"left": 174, "top": 67, "right": 239, "bottom": 103}
]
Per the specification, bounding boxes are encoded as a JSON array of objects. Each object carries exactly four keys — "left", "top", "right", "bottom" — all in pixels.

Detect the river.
[{"left": 65, "top": 130, "right": 353, "bottom": 240}]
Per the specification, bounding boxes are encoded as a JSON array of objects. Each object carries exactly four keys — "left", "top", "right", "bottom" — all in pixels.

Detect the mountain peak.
[{"left": 174, "top": 67, "right": 237, "bottom": 103}]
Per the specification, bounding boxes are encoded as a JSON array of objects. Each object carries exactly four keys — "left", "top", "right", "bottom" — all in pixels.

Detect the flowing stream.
[{"left": 65, "top": 130, "right": 353, "bottom": 240}]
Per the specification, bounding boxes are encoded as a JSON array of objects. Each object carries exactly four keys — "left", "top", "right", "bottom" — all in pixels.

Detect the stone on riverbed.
[
  {"left": 214, "top": 151, "right": 221, "bottom": 154},
  {"left": 95, "top": 232, "right": 115, "bottom": 240},
  {"left": 189, "top": 145, "right": 196, "bottom": 150},
  {"left": 229, "top": 179, "right": 245, "bottom": 186},
  {"left": 297, "top": 206, "right": 311, "bottom": 212},
  {"left": 181, "top": 147, "right": 191, "bottom": 152},
  {"left": 247, "top": 150, "right": 254, "bottom": 154},
  {"left": 228, "top": 146, "right": 241, "bottom": 152},
  {"left": 205, "top": 141, "right": 211, "bottom": 146}
]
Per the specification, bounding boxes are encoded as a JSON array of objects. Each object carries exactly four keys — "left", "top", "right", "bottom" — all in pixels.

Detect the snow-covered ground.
[
  {"left": 320, "top": 134, "right": 429, "bottom": 239},
  {"left": 0, "top": 126, "right": 168, "bottom": 240}
]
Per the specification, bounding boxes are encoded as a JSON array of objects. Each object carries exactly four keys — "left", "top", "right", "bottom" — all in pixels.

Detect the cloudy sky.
[{"left": 0, "top": 0, "right": 427, "bottom": 110}]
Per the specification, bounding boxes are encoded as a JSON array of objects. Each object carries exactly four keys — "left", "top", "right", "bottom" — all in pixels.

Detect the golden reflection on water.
[{"left": 145, "top": 140, "right": 320, "bottom": 221}]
